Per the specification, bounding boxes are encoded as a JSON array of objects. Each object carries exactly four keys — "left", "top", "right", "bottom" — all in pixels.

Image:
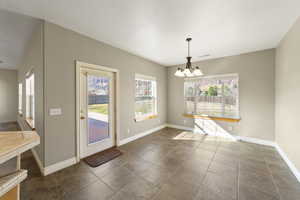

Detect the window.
[
  {"left": 18, "top": 83, "right": 22, "bottom": 114},
  {"left": 184, "top": 74, "right": 239, "bottom": 119},
  {"left": 26, "top": 73, "right": 35, "bottom": 128},
  {"left": 135, "top": 74, "right": 157, "bottom": 121}
]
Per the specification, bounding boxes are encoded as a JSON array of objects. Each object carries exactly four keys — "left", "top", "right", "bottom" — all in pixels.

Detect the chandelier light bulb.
[
  {"left": 174, "top": 68, "right": 185, "bottom": 77},
  {"left": 193, "top": 67, "right": 203, "bottom": 76},
  {"left": 184, "top": 68, "right": 193, "bottom": 77}
]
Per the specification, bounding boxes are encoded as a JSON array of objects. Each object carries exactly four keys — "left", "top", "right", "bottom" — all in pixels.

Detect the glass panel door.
[{"left": 79, "top": 67, "right": 115, "bottom": 159}]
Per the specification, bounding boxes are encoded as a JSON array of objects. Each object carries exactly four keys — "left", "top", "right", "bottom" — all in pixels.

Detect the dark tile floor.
[{"left": 18, "top": 128, "right": 300, "bottom": 200}]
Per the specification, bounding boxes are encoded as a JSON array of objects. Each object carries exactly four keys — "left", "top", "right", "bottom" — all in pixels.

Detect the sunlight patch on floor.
[
  {"left": 172, "top": 131, "right": 237, "bottom": 142},
  {"left": 193, "top": 118, "right": 238, "bottom": 141},
  {"left": 172, "top": 131, "right": 206, "bottom": 141}
]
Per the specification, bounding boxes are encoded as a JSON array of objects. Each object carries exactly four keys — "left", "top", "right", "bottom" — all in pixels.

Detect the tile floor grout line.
[
  {"left": 191, "top": 139, "right": 219, "bottom": 200},
  {"left": 264, "top": 156, "right": 282, "bottom": 200},
  {"left": 237, "top": 158, "right": 240, "bottom": 200},
  {"left": 85, "top": 162, "right": 121, "bottom": 193},
  {"left": 63, "top": 174, "right": 103, "bottom": 198},
  {"left": 201, "top": 143, "right": 218, "bottom": 182}
]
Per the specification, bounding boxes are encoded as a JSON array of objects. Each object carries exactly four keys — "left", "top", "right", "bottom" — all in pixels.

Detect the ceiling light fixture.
[{"left": 174, "top": 38, "right": 203, "bottom": 77}]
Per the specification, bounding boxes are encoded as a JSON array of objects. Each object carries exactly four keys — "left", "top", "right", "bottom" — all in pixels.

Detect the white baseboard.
[
  {"left": 231, "top": 135, "right": 300, "bottom": 183},
  {"left": 166, "top": 123, "right": 276, "bottom": 146},
  {"left": 236, "top": 136, "right": 276, "bottom": 147},
  {"left": 165, "top": 124, "right": 194, "bottom": 132},
  {"left": 118, "top": 124, "right": 167, "bottom": 146},
  {"left": 19, "top": 115, "right": 76, "bottom": 176},
  {"left": 31, "top": 149, "right": 44, "bottom": 175},
  {"left": 166, "top": 123, "right": 235, "bottom": 139},
  {"left": 32, "top": 148, "right": 76, "bottom": 176},
  {"left": 275, "top": 144, "right": 300, "bottom": 182},
  {"left": 44, "top": 157, "right": 77, "bottom": 176}
]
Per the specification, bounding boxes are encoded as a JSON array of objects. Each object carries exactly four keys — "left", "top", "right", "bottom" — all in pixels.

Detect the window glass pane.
[
  {"left": 135, "top": 76, "right": 157, "bottom": 119},
  {"left": 135, "top": 98, "right": 155, "bottom": 116},
  {"left": 87, "top": 75, "right": 110, "bottom": 144},
  {"left": 184, "top": 81, "right": 196, "bottom": 114},
  {"left": 184, "top": 75, "right": 239, "bottom": 118}
]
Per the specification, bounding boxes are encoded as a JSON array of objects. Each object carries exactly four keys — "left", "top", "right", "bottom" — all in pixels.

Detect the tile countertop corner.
[{"left": 0, "top": 131, "right": 40, "bottom": 165}]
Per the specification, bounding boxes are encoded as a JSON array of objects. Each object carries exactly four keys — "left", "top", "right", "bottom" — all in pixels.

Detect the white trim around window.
[
  {"left": 18, "top": 83, "right": 23, "bottom": 115},
  {"left": 25, "top": 73, "right": 35, "bottom": 129}
]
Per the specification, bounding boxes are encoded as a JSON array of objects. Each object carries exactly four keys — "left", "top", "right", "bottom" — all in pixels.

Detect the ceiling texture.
[{"left": 0, "top": 0, "right": 300, "bottom": 67}]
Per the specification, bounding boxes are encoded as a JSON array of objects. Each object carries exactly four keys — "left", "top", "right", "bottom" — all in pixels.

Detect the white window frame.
[
  {"left": 18, "top": 83, "right": 23, "bottom": 115},
  {"left": 184, "top": 73, "right": 240, "bottom": 119},
  {"left": 134, "top": 74, "right": 157, "bottom": 122},
  {"left": 25, "top": 73, "right": 35, "bottom": 129}
]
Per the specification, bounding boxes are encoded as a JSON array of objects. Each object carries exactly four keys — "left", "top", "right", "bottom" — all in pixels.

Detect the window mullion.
[
  {"left": 194, "top": 83, "right": 197, "bottom": 114},
  {"left": 221, "top": 81, "right": 225, "bottom": 116}
]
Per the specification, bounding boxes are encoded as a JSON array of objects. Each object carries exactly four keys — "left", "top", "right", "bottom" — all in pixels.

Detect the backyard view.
[
  {"left": 135, "top": 99, "right": 154, "bottom": 115},
  {"left": 185, "top": 75, "right": 239, "bottom": 118},
  {"left": 88, "top": 104, "right": 108, "bottom": 115},
  {"left": 87, "top": 75, "right": 110, "bottom": 144},
  {"left": 135, "top": 78, "right": 157, "bottom": 119}
]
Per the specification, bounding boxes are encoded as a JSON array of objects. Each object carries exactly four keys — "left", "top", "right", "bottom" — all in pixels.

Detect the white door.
[{"left": 79, "top": 68, "right": 115, "bottom": 158}]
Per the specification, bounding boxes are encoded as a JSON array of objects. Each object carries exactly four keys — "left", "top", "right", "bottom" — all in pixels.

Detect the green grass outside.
[
  {"left": 135, "top": 101, "right": 153, "bottom": 115},
  {"left": 88, "top": 104, "right": 108, "bottom": 115}
]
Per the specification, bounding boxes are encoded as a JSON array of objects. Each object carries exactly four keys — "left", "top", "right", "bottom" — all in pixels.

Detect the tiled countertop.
[
  {"left": 0, "top": 131, "right": 39, "bottom": 199},
  {"left": 0, "top": 131, "right": 40, "bottom": 165}
]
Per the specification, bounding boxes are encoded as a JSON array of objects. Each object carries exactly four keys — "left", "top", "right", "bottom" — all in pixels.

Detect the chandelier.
[{"left": 174, "top": 38, "right": 203, "bottom": 77}]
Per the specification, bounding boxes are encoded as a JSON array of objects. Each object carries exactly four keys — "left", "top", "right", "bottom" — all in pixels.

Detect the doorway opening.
[{"left": 76, "top": 61, "right": 119, "bottom": 161}]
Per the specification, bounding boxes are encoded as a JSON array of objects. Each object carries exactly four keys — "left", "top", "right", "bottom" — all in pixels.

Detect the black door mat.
[{"left": 84, "top": 148, "right": 122, "bottom": 168}]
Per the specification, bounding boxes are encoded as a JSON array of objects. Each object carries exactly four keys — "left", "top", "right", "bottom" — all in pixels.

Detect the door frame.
[{"left": 75, "top": 61, "right": 120, "bottom": 162}]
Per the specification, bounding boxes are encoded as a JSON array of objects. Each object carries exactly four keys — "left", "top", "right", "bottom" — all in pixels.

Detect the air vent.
[{"left": 198, "top": 54, "right": 210, "bottom": 58}]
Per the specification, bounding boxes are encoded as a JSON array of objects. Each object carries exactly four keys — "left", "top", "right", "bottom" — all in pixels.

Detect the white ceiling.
[
  {"left": 0, "top": 9, "right": 40, "bottom": 69},
  {"left": 0, "top": 0, "right": 300, "bottom": 66}
]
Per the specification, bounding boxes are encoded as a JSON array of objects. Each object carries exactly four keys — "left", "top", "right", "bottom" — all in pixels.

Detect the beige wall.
[
  {"left": 275, "top": 17, "right": 300, "bottom": 171},
  {"left": 0, "top": 69, "right": 17, "bottom": 122},
  {"left": 168, "top": 49, "right": 275, "bottom": 141},
  {"left": 43, "top": 22, "right": 167, "bottom": 166},
  {"left": 17, "top": 22, "right": 44, "bottom": 164}
]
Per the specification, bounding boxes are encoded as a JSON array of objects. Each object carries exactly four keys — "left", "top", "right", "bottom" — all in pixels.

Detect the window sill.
[
  {"left": 183, "top": 114, "right": 241, "bottom": 123},
  {"left": 135, "top": 115, "right": 158, "bottom": 122},
  {"left": 25, "top": 118, "right": 35, "bottom": 130}
]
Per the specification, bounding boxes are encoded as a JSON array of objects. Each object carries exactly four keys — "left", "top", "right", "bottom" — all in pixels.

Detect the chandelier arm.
[{"left": 174, "top": 37, "right": 202, "bottom": 77}]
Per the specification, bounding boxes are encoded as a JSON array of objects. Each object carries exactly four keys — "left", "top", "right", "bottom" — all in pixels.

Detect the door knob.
[{"left": 80, "top": 116, "right": 85, "bottom": 120}]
